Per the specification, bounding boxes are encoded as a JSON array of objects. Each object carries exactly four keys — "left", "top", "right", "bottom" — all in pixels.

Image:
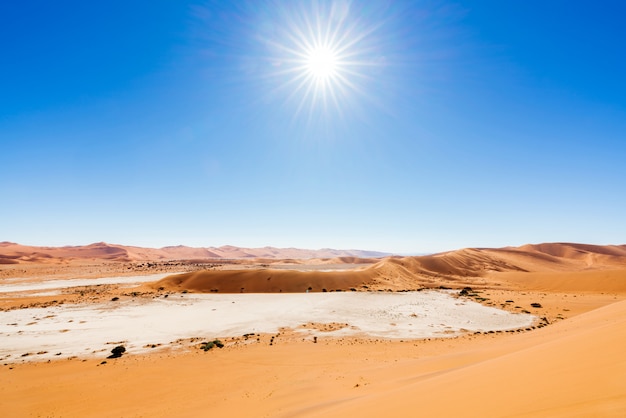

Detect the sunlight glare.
[
  {"left": 306, "top": 46, "right": 339, "bottom": 81},
  {"left": 264, "top": 1, "right": 383, "bottom": 120}
]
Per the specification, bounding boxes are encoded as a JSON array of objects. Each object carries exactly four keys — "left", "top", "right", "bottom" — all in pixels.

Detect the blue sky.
[{"left": 1, "top": 1, "right": 625, "bottom": 254}]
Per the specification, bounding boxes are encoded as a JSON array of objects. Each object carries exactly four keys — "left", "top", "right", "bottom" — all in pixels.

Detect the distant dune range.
[
  {"left": 0, "top": 241, "right": 389, "bottom": 264},
  {"left": 2, "top": 241, "right": 625, "bottom": 294},
  {"left": 155, "top": 242, "right": 626, "bottom": 294}
]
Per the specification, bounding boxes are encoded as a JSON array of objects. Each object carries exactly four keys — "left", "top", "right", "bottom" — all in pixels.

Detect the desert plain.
[{"left": 1, "top": 241, "right": 626, "bottom": 417}]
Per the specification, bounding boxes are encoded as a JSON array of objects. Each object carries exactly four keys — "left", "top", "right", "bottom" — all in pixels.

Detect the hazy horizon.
[{"left": 2, "top": 1, "right": 625, "bottom": 254}]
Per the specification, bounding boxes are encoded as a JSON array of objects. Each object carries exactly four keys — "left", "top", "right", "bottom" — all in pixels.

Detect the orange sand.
[{"left": 1, "top": 242, "right": 626, "bottom": 417}]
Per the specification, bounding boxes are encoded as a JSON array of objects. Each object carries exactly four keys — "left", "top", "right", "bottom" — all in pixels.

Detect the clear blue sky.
[{"left": 1, "top": 1, "right": 625, "bottom": 254}]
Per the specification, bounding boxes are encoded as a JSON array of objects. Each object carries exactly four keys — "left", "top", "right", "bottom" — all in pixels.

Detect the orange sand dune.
[
  {"left": 0, "top": 242, "right": 132, "bottom": 263},
  {"left": 156, "top": 242, "right": 626, "bottom": 294},
  {"left": 154, "top": 267, "right": 377, "bottom": 293},
  {"left": 495, "top": 269, "right": 626, "bottom": 293},
  {"left": 520, "top": 242, "right": 626, "bottom": 259},
  {"left": 154, "top": 257, "right": 432, "bottom": 293},
  {"left": 309, "top": 298, "right": 626, "bottom": 418},
  {"left": 0, "top": 241, "right": 389, "bottom": 264}
]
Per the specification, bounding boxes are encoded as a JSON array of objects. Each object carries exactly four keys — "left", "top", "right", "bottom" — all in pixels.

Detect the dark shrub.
[
  {"left": 200, "top": 339, "right": 224, "bottom": 351},
  {"left": 107, "top": 345, "right": 126, "bottom": 359}
]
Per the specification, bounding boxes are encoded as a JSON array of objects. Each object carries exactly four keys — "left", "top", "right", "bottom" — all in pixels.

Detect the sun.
[
  {"left": 305, "top": 45, "right": 339, "bottom": 81},
  {"left": 264, "top": 1, "right": 381, "bottom": 119}
]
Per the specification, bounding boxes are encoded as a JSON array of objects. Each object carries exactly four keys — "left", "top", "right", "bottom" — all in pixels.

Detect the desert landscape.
[
  {"left": 1, "top": 241, "right": 625, "bottom": 417},
  {"left": 3, "top": 2, "right": 625, "bottom": 417}
]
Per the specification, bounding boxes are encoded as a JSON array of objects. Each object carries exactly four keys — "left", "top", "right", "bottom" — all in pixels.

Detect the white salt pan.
[
  {"left": 0, "top": 291, "right": 534, "bottom": 362},
  {"left": 0, "top": 273, "right": 177, "bottom": 294}
]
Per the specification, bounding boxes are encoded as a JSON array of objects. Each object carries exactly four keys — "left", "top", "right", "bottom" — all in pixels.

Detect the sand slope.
[
  {"left": 3, "top": 297, "right": 624, "bottom": 417},
  {"left": 308, "top": 299, "right": 626, "bottom": 417}
]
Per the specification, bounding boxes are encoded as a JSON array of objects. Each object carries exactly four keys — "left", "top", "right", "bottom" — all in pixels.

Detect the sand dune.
[
  {"left": 155, "top": 242, "right": 626, "bottom": 294},
  {"left": 0, "top": 241, "right": 389, "bottom": 264},
  {"left": 308, "top": 298, "right": 626, "bottom": 418},
  {"left": 155, "top": 267, "right": 377, "bottom": 293},
  {"left": 520, "top": 242, "right": 626, "bottom": 259},
  {"left": 495, "top": 269, "right": 626, "bottom": 293},
  {"left": 0, "top": 242, "right": 134, "bottom": 263}
]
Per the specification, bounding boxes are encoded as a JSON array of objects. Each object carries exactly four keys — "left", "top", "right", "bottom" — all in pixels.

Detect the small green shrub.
[{"left": 200, "top": 339, "right": 224, "bottom": 351}]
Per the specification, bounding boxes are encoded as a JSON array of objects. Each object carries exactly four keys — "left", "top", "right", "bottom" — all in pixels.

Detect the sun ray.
[{"left": 263, "top": 1, "right": 384, "bottom": 122}]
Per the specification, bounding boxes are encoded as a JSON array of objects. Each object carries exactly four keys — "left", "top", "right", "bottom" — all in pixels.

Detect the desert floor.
[{"left": 1, "top": 256, "right": 626, "bottom": 417}]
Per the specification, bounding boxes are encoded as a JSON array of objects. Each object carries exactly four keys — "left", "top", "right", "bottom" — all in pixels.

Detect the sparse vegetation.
[
  {"left": 107, "top": 345, "right": 126, "bottom": 359},
  {"left": 459, "top": 287, "right": 473, "bottom": 296},
  {"left": 200, "top": 339, "right": 224, "bottom": 351}
]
